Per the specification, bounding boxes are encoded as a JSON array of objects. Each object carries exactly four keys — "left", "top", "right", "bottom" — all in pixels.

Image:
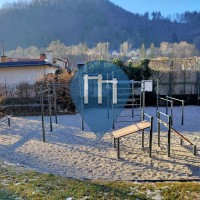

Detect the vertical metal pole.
[
  {"left": 142, "top": 81, "right": 145, "bottom": 113},
  {"left": 81, "top": 74, "right": 84, "bottom": 130},
  {"left": 157, "top": 111, "right": 160, "bottom": 147},
  {"left": 149, "top": 116, "right": 153, "bottom": 158},
  {"left": 40, "top": 86, "right": 45, "bottom": 142},
  {"left": 8, "top": 117, "right": 10, "bottom": 127},
  {"left": 142, "top": 130, "right": 145, "bottom": 148},
  {"left": 170, "top": 100, "right": 173, "bottom": 126},
  {"left": 166, "top": 96, "right": 168, "bottom": 115},
  {"left": 53, "top": 83, "right": 58, "bottom": 124},
  {"left": 168, "top": 116, "right": 171, "bottom": 157},
  {"left": 114, "top": 138, "right": 116, "bottom": 148},
  {"left": 193, "top": 145, "right": 197, "bottom": 156},
  {"left": 156, "top": 79, "right": 159, "bottom": 112},
  {"left": 48, "top": 86, "right": 53, "bottom": 132},
  {"left": 107, "top": 74, "right": 110, "bottom": 119},
  {"left": 132, "top": 80, "right": 134, "bottom": 118},
  {"left": 117, "top": 138, "right": 120, "bottom": 159},
  {"left": 112, "top": 101, "right": 115, "bottom": 130},
  {"left": 181, "top": 100, "right": 184, "bottom": 125},
  {"left": 142, "top": 111, "right": 144, "bottom": 148}
]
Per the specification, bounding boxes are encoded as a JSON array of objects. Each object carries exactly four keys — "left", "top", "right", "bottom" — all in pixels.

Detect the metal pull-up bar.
[{"left": 83, "top": 74, "right": 118, "bottom": 105}]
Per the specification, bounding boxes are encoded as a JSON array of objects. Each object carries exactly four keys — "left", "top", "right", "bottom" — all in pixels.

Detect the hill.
[{"left": 0, "top": 0, "right": 200, "bottom": 50}]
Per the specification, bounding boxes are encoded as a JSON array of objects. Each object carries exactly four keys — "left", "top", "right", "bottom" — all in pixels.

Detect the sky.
[{"left": 0, "top": 0, "right": 199, "bottom": 17}]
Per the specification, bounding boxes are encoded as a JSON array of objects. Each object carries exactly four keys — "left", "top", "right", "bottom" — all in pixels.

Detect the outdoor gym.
[{"left": 0, "top": 60, "right": 199, "bottom": 181}]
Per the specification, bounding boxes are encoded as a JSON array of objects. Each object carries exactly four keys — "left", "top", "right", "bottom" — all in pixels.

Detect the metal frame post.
[
  {"left": 40, "top": 85, "right": 45, "bottom": 142},
  {"left": 117, "top": 138, "right": 120, "bottom": 159},
  {"left": 8, "top": 117, "right": 10, "bottom": 127},
  {"left": 149, "top": 116, "right": 153, "bottom": 158},
  {"left": 193, "top": 145, "right": 197, "bottom": 156},
  {"left": 181, "top": 100, "right": 184, "bottom": 125},
  {"left": 53, "top": 83, "right": 58, "bottom": 124},
  {"left": 157, "top": 111, "right": 161, "bottom": 147},
  {"left": 168, "top": 116, "right": 171, "bottom": 157},
  {"left": 156, "top": 79, "right": 159, "bottom": 112},
  {"left": 48, "top": 85, "right": 53, "bottom": 132},
  {"left": 142, "top": 111, "right": 145, "bottom": 148}
]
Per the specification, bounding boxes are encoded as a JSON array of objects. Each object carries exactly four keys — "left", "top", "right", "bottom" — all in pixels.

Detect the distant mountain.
[{"left": 0, "top": 0, "right": 200, "bottom": 50}]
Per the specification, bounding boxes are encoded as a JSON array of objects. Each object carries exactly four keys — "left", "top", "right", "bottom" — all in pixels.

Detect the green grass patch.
[{"left": 0, "top": 161, "right": 200, "bottom": 200}]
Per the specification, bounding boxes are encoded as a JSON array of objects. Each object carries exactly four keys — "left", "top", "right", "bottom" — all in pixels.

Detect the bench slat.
[{"left": 113, "top": 120, "right": 151, "bottom": 139}]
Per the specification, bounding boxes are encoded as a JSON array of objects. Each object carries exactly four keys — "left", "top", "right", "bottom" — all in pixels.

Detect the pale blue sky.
[
  {"left": 110, "top": 0, "right": 199, "bottom": 17},
  {"left": 0, "top": 0, "right": 199, "bottom": 17}
]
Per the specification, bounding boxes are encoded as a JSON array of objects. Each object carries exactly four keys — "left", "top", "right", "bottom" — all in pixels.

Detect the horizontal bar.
[
  {"left": 143, "top": 112, "right": 152, "bottom": 119},
  {"left": 158, "top": 119, "right": 169, "bottom": 127},
  {"left": 157, "top": 111, "right": 170, "bottom": 118},
  {"left": 158, "top": 97, "right": 173, "bottom": 103},
  {"left": 166, "top": 96, "right": 184, "bottom": 103}
]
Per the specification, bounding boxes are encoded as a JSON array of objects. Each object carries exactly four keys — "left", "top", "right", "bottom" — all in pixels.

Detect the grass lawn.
[{"left": 0, "top": 161, "right": 200, "bottom": 200}]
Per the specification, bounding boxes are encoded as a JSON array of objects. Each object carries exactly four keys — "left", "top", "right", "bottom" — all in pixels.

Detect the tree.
[
  {"left": 120, "top": 41, "right": 131, "bottom": 56},
  {"left": 149, "top": 43, "right": 155, "bottom": 58},
  {"left": 140, "top": 43, "right": 146, "bottom": 59}
]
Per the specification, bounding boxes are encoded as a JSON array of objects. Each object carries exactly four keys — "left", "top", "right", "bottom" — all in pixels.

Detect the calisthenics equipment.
[
  {"left": 157, "top": 110, "right": 197, "bottom": 157},
  {"left": 112, "top": 111, "right": 153, "bottom": 159}
]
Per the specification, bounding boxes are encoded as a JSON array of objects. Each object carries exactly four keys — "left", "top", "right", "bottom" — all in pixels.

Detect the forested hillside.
[{"left": 0, "top": 0, "right": 200, "bottom": 50}]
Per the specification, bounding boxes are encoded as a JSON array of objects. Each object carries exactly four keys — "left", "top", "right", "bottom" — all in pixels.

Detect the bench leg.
[
  {"left": 117, "top": 138, "right": 120, "bottom": 159},
  {"left": 149, "top": 128, "right": 152, "bottom": 158},
  {"left": 193, "top": 145, "right": 197, "bottom": 156},
  {"left": 114, "top": 138, "right": 116, "bottom": 148}
]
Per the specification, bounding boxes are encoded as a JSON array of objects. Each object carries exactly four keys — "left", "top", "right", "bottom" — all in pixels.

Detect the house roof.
[{"left": 0, "top": 61, "right": 55, "bottom": 68}]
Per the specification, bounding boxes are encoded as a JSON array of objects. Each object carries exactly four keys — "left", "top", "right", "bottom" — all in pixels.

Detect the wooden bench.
[{"left": 112, "top": 114, "right": 153, "bottom": 159}]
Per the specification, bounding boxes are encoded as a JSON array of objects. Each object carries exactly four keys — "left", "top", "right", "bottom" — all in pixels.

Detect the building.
[{"left": 0, "top": 54, "right": 58, "bottom": 85}]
